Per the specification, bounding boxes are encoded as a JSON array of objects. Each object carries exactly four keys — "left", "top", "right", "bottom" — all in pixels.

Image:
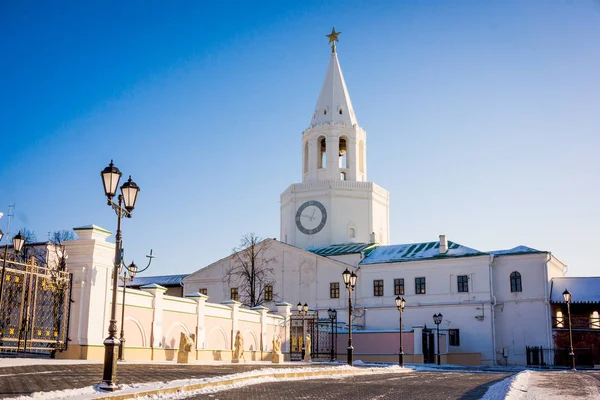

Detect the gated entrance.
[
  {"left": 0, "top": 254, "right": 72, "bottom": 356},
  {"left": 422, "top": 325, "right": 435, "bottom": 363},
  {"left": 290, "top": 311, "right": 337, "bottom": 361}
]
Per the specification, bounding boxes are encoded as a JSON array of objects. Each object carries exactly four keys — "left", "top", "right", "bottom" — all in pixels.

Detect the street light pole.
[
  {"left": 342, "top": 268, "right": 357, "bottom": 365},
  {"left": 0, "top": 231, "right": 25, "bottom": 341},
  {"left": 563, "top": 289, "right": 576, "bottom": 370},
  {"left": 99, "top": 161, "right": 140, "bottom": 391},
  {"left": 433, "top": 313, "right": 443, "bottom": 366},
  {"left": 395, "top": 296, "right": 406, "bottom": 367},
  {"left": 328, "top": 308, "right": 337, "bottom": 362}
]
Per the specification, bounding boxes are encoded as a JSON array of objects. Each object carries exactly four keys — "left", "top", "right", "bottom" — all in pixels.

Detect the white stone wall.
[{"left": 491, "top": 253, "right": 562, "bottom": 365}]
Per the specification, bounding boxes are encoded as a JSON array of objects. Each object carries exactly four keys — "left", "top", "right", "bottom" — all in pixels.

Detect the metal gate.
[
  {"left": 290, "top": 311, "right": 337, "bottom": 361},
  {"left": 0, "top": 254, "right": 72, "bottom": 356}
]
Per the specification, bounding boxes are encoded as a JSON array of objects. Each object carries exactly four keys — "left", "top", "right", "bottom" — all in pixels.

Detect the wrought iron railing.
[
  {"left": 526, "top": 346, "right": 594, "bottom": 368},
  {"left": 0, "top": 254, "right": 72, "bottom": 355}
]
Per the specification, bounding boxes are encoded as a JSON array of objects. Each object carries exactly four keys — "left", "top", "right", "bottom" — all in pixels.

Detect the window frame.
[
  {"left": 394, "top": 278, "right": 405, "bottom": 296},
  {"left": 457, "top": 275, "right": 469, "bottom": 293},
  {"left": 230, "top": 287, "right": 239, "bottom": 301},
  {"left": 373, "top": 279, "right": 384, "bottom": 297},
  {"left": 330, "top": 282, "right": 340, "bottom": 299},
  {"left": 510, "top": 271, "right": 522, "bottom": 292},
  {"left": 415, "top": 277, "right": 426, "bottom": 294},
  {"left": 199, "top": 288, "right": 207, "bottom": 296},
  {"left": 449, "top": 329, "right": 460, "bottom": 346},
  {"left": 264, "top": 285, "right": 273, "bottom": 301}
]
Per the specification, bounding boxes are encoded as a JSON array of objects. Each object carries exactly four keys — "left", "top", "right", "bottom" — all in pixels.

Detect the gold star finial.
[{"left": 326, "top": 27, "right": 341, "bottom": 53}]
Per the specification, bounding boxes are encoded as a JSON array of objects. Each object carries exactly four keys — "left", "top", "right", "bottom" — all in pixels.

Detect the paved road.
[
  {"left": 185, "top": 371, "right": 512, "bottom": 400},
  {"left": 0, "top": 363, "right": 318, "bottom": 399}
]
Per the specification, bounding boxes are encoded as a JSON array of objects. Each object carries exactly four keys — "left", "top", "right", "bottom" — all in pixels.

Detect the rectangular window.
[
  {"left": 394, "top": 278, "right": 405, "bottom": 295},
  {"left": 264, "top": 285, "right": 273, "bottom": 301},
  {"left": 457, "top": 275, "right": 469, "bottom": 293},
  {"left": 373, "top": 280, "right": 384, "bottom": 296},
  {"left": 449, "top": 329, "right": 460, "bottom": 346},
  {"left": 230, "top": 287, "right": 238, "bottom": 301},
  {"left": 415, "top": 277, "right": 426, "bottom": 294},
  {"left": 330, "top": 282, "right": 340, "bottom": 299},
  {"left": 199, "top": 288, "right": 207, "bottom": 296}
]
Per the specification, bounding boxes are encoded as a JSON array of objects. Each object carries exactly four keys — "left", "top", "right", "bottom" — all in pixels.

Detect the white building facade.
[{"left": 184, "top": 35, "right": 567, "bottom": 366}]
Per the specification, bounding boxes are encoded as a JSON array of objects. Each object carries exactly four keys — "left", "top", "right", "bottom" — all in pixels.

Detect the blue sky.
[{"left": 1, "top": 1, "right": 599, "bottom": 277}]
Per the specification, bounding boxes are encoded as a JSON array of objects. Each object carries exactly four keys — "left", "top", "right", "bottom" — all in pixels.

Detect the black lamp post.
[
  {"left": 99, "top": 160, "right": 140, "bottom": 391},
  {"left": 297, "top": 302, "right": 309, "bottom": 360},
  {"left": 342, "top": 268, "right": 357, "bottom": 365},
  {"left": 0, "top": 231, "right": 25, "bottom": 340},
  {"left": 562, "top": 289, "right": 576, "bottom": 370},
  {"left": 433, "top": 313, "right": 443, "bottom": 366},
  {"left": 395, "top": 296, "right": 406, "bottom": 367},
  {"left": 327, "top": 307, "right": 337, "bottom": 362}
]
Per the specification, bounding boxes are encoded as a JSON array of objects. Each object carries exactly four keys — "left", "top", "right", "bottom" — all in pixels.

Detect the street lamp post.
[
  {"left": 327, "top": 307, "right": 337, "bottom": 362},
  {"left": 297, "top": 302, "right": 308, "bottom": 360},
  {"left": 562, "top": 289, "right": 576, "bottom": 370},
  {"left": 342, "top": 268, "right": 357, "bottom": 365},
  {"left": 99, "top": 160, "right": 140, "bottom": 391},
  {"left": 395, "top": 296, "right": 406, "bottom": 367},
  {"left": 433, "top": 313, "right": 443, "bottom": 365},
  {"left": 0, "top": 231, "right": 25, "bottom": 341}
]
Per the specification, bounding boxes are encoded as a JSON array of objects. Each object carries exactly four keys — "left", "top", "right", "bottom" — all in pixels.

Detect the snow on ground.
[{"left": 6, "top": 363, "right": 409, "bottom": 400}]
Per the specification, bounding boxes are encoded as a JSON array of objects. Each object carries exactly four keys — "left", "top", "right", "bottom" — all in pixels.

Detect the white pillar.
[
  {"left": 252, "top": 306, "right": 269, "bottom": 352},
  {"left": 141, "top": 284, "right": 168, "bottom": 348},
  {"left": 186, "top": 292, "right": 208, "bottom": 350},
  {"left": 63, "top": 225, "right": 115, "bottom": 358},
  {"left": 222, "top": 300, "right": 241, "bottom": 351},
  {"left": 276, "top": 302, "right": 292, "bottom": 353},
  {"left": 413, "top": 326, "right": 423, "bottom": 356}
]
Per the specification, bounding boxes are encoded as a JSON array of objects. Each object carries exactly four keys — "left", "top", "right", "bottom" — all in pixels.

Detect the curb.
[{"left": 95, "top": 367, "right": 390, "bottom": 399}]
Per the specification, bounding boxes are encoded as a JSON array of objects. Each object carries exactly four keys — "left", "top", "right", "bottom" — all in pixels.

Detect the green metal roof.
[{"left": 308, "top": 242, "right": 378, "bottom": 257}]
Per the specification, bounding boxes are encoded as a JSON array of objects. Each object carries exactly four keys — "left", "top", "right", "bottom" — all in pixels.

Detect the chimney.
[{"left": 439, "top": 234, "right": 448, "bottom": 254}]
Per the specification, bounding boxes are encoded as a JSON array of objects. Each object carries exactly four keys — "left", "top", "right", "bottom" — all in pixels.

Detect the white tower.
[{"left": 280, "top": 29, "right": 390, "bottom": 249}]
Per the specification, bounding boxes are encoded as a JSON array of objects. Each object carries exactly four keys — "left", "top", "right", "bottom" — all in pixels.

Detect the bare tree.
[
  {"left": 48, "top": 230, "right": 76, "bottom": 271},
  {"left": 16, "top": 228, "right": 41, "bottom": 263},
  {"left": 224, "top": 233, "right": 277, "bottom": 308}
]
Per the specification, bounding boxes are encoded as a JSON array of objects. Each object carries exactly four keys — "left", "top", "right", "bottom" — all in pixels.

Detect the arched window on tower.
[
  {"left": 359, "top": 140, "right": 365, "bottom": 173},
  {"left": 319, "top": 137, "right": 326, "bottom": 169},
  {"left": 340, "top": 172, "right": 347, "bottom": 180},
  {"left": 303, "top": 142, "right": 308, "bottom": 174},
  {"left": 339, "top": 137, "right": 347, "bottom": 169}
]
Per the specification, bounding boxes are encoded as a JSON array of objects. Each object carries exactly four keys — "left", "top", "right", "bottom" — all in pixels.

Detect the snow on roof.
[
  {"left": 489, "top": 246, "right": 544, "bottom": 256},
  {"left": 360, "top": 241, "right": 485, "bottom": 265},
  {"left": 308, "top": 242, "right": 377, "bottom": 257},
  {"left": 550, "top": 277, "right": 600, "bottom": 304},
  {"left": 125, "top": 274, "right": 188, "bottom": 288}
]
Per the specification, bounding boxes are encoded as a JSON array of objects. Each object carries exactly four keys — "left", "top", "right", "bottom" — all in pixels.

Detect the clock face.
[{"left": 295, "top": 200, "right": 327, "bottom": 235}]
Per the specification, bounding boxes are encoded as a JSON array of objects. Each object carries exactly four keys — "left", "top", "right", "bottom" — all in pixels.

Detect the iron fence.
[
  {"left": 526, "top": 346, "right": 593, "bottom": 368},
  {"left": 0, "top": 254, "right": 72, "bottom": 356},
  {"left": 290, "top": 311, "right": 337, "bottom": 361}
]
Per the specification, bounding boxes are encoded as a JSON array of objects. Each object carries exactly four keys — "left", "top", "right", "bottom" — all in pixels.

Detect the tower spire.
[{"left": 326, "top": 27, "right": 341, "bottom": 53}]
